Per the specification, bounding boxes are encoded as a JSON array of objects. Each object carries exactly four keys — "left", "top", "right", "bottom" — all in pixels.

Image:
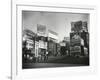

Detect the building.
[
  {"left": 23, "top": 29, "right": 36, "bottom": 52},
  {"left": 70, "top": 21, "right": 89, "bottom": 56},
  {"left": 36, "top": 24, "right": 48, "bottom": 57},
  {"left": 48, "top": 30, "right": 59, "bottom": 56},
  {"left": 22, "top": 29, "right": 36, "bottom": 63},
  {"left": 70, "top": 32, "right": 81, "bottom": 56},
  {"left": 59, "top": 37, "right": 70, "bottom": 56}
]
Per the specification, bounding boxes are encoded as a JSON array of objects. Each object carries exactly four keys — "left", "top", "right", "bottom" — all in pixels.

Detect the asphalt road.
[
  {"left": 23, "top": 63, "right": 88, "bottom": 69},
  {"left": 23, "top": 55, "right": 89, "bottom": 69}
]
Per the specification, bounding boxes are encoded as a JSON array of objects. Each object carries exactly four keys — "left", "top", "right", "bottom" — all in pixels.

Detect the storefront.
[
  {"left": 22, "top": 29, "right": 36, "bottom": 63},
  {"left": 38, "top": 36, "right": 47, "bottom": 56}
]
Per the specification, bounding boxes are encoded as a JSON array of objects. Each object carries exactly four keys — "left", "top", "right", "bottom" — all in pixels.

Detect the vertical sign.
[{"left": 37, "top": 24, "right": 46, "bottom": 36}]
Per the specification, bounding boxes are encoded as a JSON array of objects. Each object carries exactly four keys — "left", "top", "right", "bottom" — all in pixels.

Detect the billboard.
[
  {"left": 71, "top": 21, "right": 88, "bottom": 32},
  {"left": 37, "top": 24, "right": 46, "bottom": 36},
  {"left": 48, "top": 30, "right": 58, "bottom": 42},
  {"left": 71, "top": 21, "right": 82, "bottom": 32}
]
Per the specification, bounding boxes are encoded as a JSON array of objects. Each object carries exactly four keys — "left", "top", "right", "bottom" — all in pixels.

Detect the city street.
[
  {"left": 22, "top": 11, "right": 89, "bottom": 69},
  {"left": 23, "top": 55, "right": 89, "bottom": 69}
]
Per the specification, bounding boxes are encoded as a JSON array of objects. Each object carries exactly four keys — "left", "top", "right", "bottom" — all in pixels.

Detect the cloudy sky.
[{"left": 22, "top": 11, "right": 89, "bottom": 41}]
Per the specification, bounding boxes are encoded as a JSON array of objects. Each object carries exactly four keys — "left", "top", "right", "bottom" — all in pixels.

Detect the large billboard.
[
  {"left": 71, "top": 21, "right": 82, "bottom": 32},
  {"left": 37, "top": 24, "right": 46, "bottom": 36},
  {"left": 71, "top": 21, "right": 88, "bottom": 32},
  {"left": 48, "top": 30, "right": 58, "bottom": 42}
]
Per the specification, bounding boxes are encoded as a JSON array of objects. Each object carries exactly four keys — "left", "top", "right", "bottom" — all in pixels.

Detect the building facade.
[
  {"left": 70, "top": 21, "right": 89, "bottom": 56},
  {"left": 36, "top": 24, "right": 48, "bottom": 58},
  {"left": 48, "top": 30, "right": 59, "bottom": 56},
  {"left": 22, "top": 29, "right": 36, "bottom": 63}
]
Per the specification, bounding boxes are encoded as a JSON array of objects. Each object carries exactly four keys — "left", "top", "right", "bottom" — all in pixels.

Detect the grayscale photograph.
[{"left": 22, "top": 11, "right": 89, "bottom": 69}]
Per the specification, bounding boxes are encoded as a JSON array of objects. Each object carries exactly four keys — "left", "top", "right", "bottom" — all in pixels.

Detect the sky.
[{"left": 22, "top": 11, "right": 89, "bottom": 42}]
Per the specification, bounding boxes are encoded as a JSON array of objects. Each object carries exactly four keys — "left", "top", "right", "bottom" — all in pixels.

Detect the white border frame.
[{"left": 12, "top": 1, "right": 97, "bottom": 80}]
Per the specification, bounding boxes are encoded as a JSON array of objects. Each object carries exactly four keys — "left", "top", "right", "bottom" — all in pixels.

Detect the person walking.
[
  {"left": 46, "top": 50, "right": 48, "bottom": 60},
  {"left": 44, "top": 50, "right": 48, "bottom": 62}
]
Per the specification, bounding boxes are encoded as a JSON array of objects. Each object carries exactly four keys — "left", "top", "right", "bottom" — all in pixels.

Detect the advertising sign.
[
  {"left": 37, "top": 24, "right": 46, "bottom": 36},
  {"left": 71, "top": 21, "right": 82, "bottom": 32}
]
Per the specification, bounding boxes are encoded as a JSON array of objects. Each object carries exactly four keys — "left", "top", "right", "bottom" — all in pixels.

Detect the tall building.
[
  {"left": 22, "top": 29, "right": 36, "bottom": 63},
  {"left": 48, "top": 30, "right": 58, "bottom": 56},
  {"left": 36, "top": 24, "right": 48, "bottom": 57},
  {"left": 70, "top": 21, "right": 89, "bottom": 56}
]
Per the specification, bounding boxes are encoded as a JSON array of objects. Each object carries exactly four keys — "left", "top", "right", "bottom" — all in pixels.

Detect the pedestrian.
[
  {"left": 41, "top": 51, "right": 44, "bottom": 61},
  {"left": 46, "top": 50, "right": 48, "bottom": 60},
  {"left": 44, "top": 50, "right": 48, "bottom": 62}
]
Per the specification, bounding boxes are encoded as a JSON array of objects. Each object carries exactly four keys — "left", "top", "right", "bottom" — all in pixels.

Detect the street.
[{"left": 23, "top": 55, "right": 89, "bottom": 69}]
